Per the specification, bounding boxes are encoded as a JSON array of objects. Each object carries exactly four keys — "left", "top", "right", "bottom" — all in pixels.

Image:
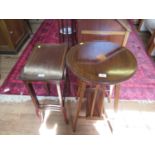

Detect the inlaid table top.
[{"left": 66, "top": 41, "right": 137, "bottom": 84}]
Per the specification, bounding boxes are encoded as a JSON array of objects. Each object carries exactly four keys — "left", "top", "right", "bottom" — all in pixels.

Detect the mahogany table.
[
  {"left": 66, "top": 41, "right": 137, "bottom": 131},
  {"left": 20, "top": 43, "right": 68, "bottom": 123},
  {"left": 77, "top": 19, "right": 131, "bottom": 47}
]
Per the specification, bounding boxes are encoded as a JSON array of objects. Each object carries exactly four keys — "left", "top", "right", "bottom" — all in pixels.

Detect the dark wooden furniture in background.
[
  {"left": 66, "top": 41, "right": 137, "bottom": 131},
  {"left": 148, "top": 32, "right": 155, "bottom": 55},
  {"left": 138, "top": 19, "right": 155, "bottom": 56},
  {"left": 77, "top": 19, "right": 131, "bottom": 47},
  {"left": 20, "top": 43, "right": 68, "bottom": 123},
  {"left": 0, "top": 19, "right": 30, "bottom": 54},
  {"left": 58, "top": 19, "right": 77, "bottom": 48}
]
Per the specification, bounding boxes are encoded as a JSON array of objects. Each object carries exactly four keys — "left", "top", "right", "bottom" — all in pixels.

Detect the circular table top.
[{"left": 66, "top": 41, "right": 137, "bottom": 84}]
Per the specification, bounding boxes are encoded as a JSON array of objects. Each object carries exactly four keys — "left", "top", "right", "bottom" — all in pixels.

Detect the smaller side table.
[{"left": 20, "top": 43, "right": 68, "bottom": 123}]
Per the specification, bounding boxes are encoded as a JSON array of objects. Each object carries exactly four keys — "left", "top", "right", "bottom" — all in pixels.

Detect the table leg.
[
  {"left": 122, "top": 31, "right": 130, "bottom": 47},
  {"left": 64, "top": 68, "right": 71, "bottom": 97},
  {"left": 101, "top": 85, "right": 113, "bottom": 132},
  {"left": 114, "top": 84, "right": 120, "bottom": 112},
  {"left": 108, "top": 84, "right": 114, "bottom": 103},
  {"left": 90, "top": 84, "right": 100, "bottom": 117},
  {"left": 72, "top": 81, "right": 86, "bottom": 131},
  {"left": 45, "top": 82, "right": 51, "bottom": 95},
  {"left": 24, "top": 81, "right": 42, "bottom": 119},
  {"left": 56, "top": 82, "right": 68, "bottom": 124},
  {"left": 76, "top": 80, "right": 82, "bottom": 99},
  {"left": 99, "top": 85, "right": 106, "bottom": 117}
]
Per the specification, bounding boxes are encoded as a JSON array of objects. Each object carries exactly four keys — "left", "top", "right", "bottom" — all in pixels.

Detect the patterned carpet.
[{"left": 1, "top": 19, "right": 155, "bottom": 100}]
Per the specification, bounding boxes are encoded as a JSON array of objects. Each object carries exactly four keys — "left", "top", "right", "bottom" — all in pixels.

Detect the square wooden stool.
[{"left": 20, "top": 43, "right": 68, "bottom": 123}]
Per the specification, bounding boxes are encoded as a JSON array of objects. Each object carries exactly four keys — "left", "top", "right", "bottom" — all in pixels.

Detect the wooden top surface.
[
  {"left": 77, "top": 19, "right": 131, "bottom": 33},
  {"left": 66, "top": 41, "right": 137, "bottom": 84},
  {"left": 20, "top": 43, "right": 68, "bottom": 81}
]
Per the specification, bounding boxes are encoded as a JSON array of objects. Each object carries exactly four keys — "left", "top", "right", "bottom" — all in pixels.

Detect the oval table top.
[{"left": 66, "top": 41, "right": 137, "bottom": 84}]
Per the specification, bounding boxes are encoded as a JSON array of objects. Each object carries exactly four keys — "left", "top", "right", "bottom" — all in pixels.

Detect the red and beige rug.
[{"left": 1, "top": 19, "right": 155, "bottom": 100}]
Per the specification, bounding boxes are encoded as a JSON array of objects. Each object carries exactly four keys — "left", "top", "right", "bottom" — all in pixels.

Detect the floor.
[
  {"left": 0, "top": 20, "right": 155, "bottom": 135},
  {"left": 0, "top": 96, "right": 155, "bottom": 135}
]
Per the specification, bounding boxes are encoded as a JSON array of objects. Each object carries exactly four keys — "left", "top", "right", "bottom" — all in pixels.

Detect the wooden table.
[
  {"left": 66, "top": 41, "right": 137, "bottom": 131},
  {"left": 20, "top": 43, "right": 68, "bottom": 123},
  {"left": 77, "top": 19, "right": 131, "bottom": 47}
]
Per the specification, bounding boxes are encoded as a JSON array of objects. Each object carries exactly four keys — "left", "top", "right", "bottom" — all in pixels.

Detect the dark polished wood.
[
  {"left": 20, "top": 43, "right": 68, "bottom": 123},
  {"left": 72, "top": 81, "right": 86, "bottom": 131},
  {"left": 66, "top": 41, "right": 137, "bottom": 84},
  {"left": 77, "top": 19, "right": 131, "bottom": 46},
  {"left": 20, "top": 43, "right": 67, "bottom": 81},
  {"left": 66, "top": 41, "right": 137, "bottom": 131},
  {"left": 0, "top": 19, "right": 30, "bottom": 54},
  {"left": 147, "top": 31, "right": 155, "bottom": 55},
  {"left": 58, "top": 19, "right": 77, "bottom": 48},
  {"left": 86, "top": 86, "right": 105, "bottom": 117}
]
